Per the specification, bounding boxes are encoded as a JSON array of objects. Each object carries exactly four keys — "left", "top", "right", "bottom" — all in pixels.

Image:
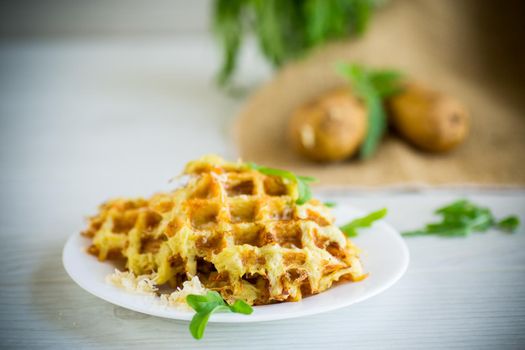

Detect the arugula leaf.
[
  {"left": 368, "top": 70, "right": 404, "bottom": 98},
  {"left": 187, "top": 291, "right": 253, "bottom": 340},
  {"left": 360, "top": 91, "right": 386, "bottom": 159},
  {"left": 252, "top": 0, "right": 288, "bottom": 67},
  {"left": 247, "top": 162, "right": 294, "bottom": 181},
  {"left": 402, "top": 200, "right": 520, "bottom": 237},
  {"left": 297, "top": 175, "right": 317, "bottom": 183},
  {"left": 340, "top": 208, "right": 387, "bottom": 237},
  {"left": 296, "top": 180, "right": 312, "bottom": 205},
  {"left": 337, "top": 63, "right": 403, "bottom": 159},
  {"left": 213, "top": 0, "right": 244, "bottom": 86},
  {"left": 497, "top": 216, "right": 520, "bottom": 232},
  {"left": 213, "top": 0, "right": 379, "bottom": 85},
  {"left": 247, "top": 162, "right": 318, "bottom": 205}
]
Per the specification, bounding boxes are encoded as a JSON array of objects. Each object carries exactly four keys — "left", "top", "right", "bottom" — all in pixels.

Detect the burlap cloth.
[{"left": 233, "top": 0, "right": 525, "bottom": 188}]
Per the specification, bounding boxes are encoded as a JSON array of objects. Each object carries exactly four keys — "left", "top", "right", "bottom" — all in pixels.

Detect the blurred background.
[
  {"left": 1, "top": 0, "right": 525, "bottom": 214},
  {"left": 0, "top": 1, "right": 210, "bottom": 36},
  {"left": 0, "top": 0, "right": 266, "bottom": 208},
  {"left": 1, "top": 0, "right": 524, "bottom": 200}
]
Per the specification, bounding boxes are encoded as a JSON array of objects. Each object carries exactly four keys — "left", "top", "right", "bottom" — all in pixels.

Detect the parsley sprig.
[
  {"left": 187, "top": 291, "right": 253, "bottom": 339},
  {"left": 247, "top": 162, "right": 318, "bottom": 205},
  {"left": 402, "top": 200, "right": 520, "bottom": 237},
  {"left": 340, "top": 208, "right": 387, "bottom": 237},
  {"left": 337, "top": 63, "right": 404, "bottom": 159}
]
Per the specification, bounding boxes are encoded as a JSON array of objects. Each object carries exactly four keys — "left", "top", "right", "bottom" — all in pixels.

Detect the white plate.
[{"left": 63, "top": 205, "right": 409, "bottom": 323}]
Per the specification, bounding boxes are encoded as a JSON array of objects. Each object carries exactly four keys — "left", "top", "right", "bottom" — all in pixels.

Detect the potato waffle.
[{"left": 83, "top": 155, "right": 366, "bottom": 305}]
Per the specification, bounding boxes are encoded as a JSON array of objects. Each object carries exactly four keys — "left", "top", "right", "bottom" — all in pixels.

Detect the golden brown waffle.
[{"left": 83, "top": 155, "right": 366, "bottom": 305}]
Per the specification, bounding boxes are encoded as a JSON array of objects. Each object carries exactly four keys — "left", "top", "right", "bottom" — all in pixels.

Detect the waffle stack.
[{"left": 84, "top": 155, "right": 366, "bottom": 305}]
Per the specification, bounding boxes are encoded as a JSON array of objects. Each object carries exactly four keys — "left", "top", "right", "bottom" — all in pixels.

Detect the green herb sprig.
[
  {"left": 340, "top": 208, "right": 387, "bottom": 237},
  {"left": 324, "top": 201, "right": 337, "bottom": 208},
  {"left": 337, "top": 63, "right": 404, "bottom": 159},
  {"left": 213, "top": 0, "right": 380, "bottom": 86},
  {"left": 247, "top": 162, "right": 317, "bottom": 205},
  {"left": 187, "top": 291, "right": 253, "bottom": 339},
  {"left": 402, "top": 199, "right": 520, "bottom": 237}
]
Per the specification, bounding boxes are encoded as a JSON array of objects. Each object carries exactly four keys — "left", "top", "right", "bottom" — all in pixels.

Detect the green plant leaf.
[
  {"left": 360, "top": 91, "right": 386, "bottom": 159},
  {"left": 340, "top": 208, "right": 387, "bottom": 237},
  {"left": 297, "top": 175, "right": 317, "bottom": 183},
  {"left": 351, "top": 0, "right": 375, "bottom": 34},
  {"left": 497, "top": 216, "right": 520, "bottom": 233},
  {"left": 189, "top": 304, "right": 231, "bottom": 340},
  {"left": 368, "top": 70, "right": 404, "bottom": 98},
  {"left": 186, "top": 294, "right": 212, "bottom": 313},
  {"left": 296, "top": 179, "right": 312, "bottom": 205},
  {"left": 206, "top": 291, "right": 228, "bottom": 305},
  {"left": 213, "top": 0, "right": 244, "bottom": 86},
  {"left": 247, "top": 162, "right": 318, "bottom": 205},
  {"left": 230, "top": 299, "right": 254, "bottom": 314},
  {"left": 324, "top": 201, "right": 337, "bottom": 208},
  {"left": 186, "top": 291, "right": 254, "bottom": 340},
  {"left": 247, "top": 162, "right": 294, "bottom": 181},
  {"left": 336, "top": 63, "right": 404, "bottom": 159},
  {"left": 252, "top": 0, "right": 288, "bottom": 66},
  {"left": 213, "top": 0, "right": 380, "bottom": 85},
  {"left": 402, "top": 200, "right": 520, "bottom": 237},
  {"left": 337, "top": 63, "right": 395, "bottom": 159}
]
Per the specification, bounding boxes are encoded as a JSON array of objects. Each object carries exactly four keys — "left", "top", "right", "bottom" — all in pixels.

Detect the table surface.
[{"left": 1, "top": 38, "right": 524, "bottom": 350}]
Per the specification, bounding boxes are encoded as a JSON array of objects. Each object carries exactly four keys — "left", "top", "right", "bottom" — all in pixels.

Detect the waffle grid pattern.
[{"left": 84, "top": 156, "right": 366, "bottom": 305}]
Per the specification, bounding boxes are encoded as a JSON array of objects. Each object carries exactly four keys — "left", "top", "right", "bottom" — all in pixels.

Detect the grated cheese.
[
  {"left": 160, "top": 276, "right": 209, "bottom": 310},
  {"left": 107, "top": 270, "right": 209, "bottom": 310},
  {"left": 106, "top": 269, "right": 158, "bottom": 295}
]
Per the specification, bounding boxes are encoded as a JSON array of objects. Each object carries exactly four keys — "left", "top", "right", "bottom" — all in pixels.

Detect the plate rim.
[{"left": 63, "top": 205, "right": 410, "bottom": 323}]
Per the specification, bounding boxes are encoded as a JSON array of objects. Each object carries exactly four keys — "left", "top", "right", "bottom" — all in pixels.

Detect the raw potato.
[
  {"left": 288, "top": 88, "right": 367, "bottom": 162},
  {"left": 388, "top": 84, "right": 469, "bottom": 152}
]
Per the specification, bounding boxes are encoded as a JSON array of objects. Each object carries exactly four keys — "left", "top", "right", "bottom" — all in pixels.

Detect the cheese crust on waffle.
[{"left": 83, "top": 155, "right": 367, "bottom": 305}]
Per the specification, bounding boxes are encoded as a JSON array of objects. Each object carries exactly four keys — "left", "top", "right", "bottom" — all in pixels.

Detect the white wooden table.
[{"left": 1, "top": 38, "right": 524, "bottom": 350}]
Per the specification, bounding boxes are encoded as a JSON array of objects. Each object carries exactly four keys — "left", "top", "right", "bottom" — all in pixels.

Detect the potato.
[
  {"left": 388, "top": 84, "right": 469, "bottom": 152},
  {"left": 288, "top": 88, "right": 367, "bottom": 162}
]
